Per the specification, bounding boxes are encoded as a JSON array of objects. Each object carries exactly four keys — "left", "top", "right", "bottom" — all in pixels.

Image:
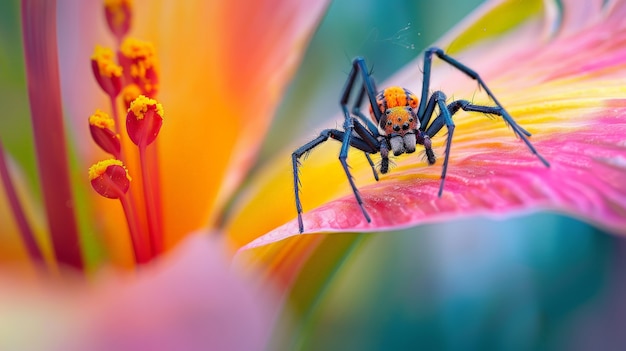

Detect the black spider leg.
[
  {"left": 418, "top": 91, "right": 456, "bottom": 196},
  {"left": 416, "top": 92, "right": 442, "bottom": 165},
  {"left": 352, "top": 83, "right": 382, "bottom": 181},
  {"left": 291, "top": 122, "right": 380, "bottom": 233},
  {"left": 418, "top": 47, "right": 550, "bottom": 167},
  {"left": 349, "top": 65, "right": 393, "bottom": 175},
  {"left": 335, "top": 57, "right": 386, "bottom": 223},
  {"left": 423, "top": 98, "right": 538, "bottom": 196},
  {"left": 352, "top": 81, "right": 381, "bottom": 135},
  {"left": 292, "top": 57, "right": 385, "bottom": 233}
]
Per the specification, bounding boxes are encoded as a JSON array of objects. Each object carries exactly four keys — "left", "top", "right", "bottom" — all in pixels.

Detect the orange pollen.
[
  {"left": 91, "top": 45, "right": 123, "bottom": 78},
  {"left": 89, "top": 109, "right": 115, "bottom": 129},
  {"left": 128, "top": 95, "right": 164, "bottom": 120},
  {"left": 88, "top": 159, "right": 131, "bottom": 182}
]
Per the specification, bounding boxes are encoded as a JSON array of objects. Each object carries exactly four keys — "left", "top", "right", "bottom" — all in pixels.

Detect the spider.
[{"left": 292, "top": 47, "right": 550, "bottom": 233}]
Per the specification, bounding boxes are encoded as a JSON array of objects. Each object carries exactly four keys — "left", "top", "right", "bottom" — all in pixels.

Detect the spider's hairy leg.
[
  {"left": 416, "top": 131, "right": 435, "bottom": 165},
  {"left": 364, "top": 152, "right": 379, "bottom": 181},
  {"left": 344, "top": 57, "right": 384, "bottom": 124},
  {"left": 352, "top": 85, "right": 381, "bottom": 136},
  {"left": 421, "top": 91, "right": 456, "bottom": 197},
  {"left": 338, "top": 116, "right": 372, "bottom": 225},
  {"left": 419, "top": 47, "right": 549, "bottom": 168},
  {"left": 353, "top": 117, "right": 381, "bottom": 180},
  {"left": 418, "top": 91, "right": 449, "bottom": 166},
  {"left": 292, "top": 125, "right": 378, "bottom": 233},
  {"left": 379, "top": 139, "right": 390, "bottom": 174},
  {"left": 292, "top": 131, "right": 333, "bottom": 233}
]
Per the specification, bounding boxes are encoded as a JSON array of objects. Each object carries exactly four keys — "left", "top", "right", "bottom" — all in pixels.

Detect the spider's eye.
[
  {"left": 385, "top": 110, "right": 392, "bottom": 115},
  {"left": 397, "top": 117, "right": 402, "bottom": 122},
  {"left": 386, "top": 120, "right": 392, "bottom": 125},
  {"left": 409, "top": 117, "right": 414, "bottom": 122}
]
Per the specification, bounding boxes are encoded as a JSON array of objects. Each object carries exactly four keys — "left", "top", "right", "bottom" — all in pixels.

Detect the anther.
[
  {"left": 89, "top": 109, "right": 121, "bottom": 158},
  {"left": 126, "top": 95, "right": 164, "bottom": 147},
  {"left": 119, "top": 38, "right": 159, "bottom": 97},
  {"left": 104, "top": 0, "right": 132, "bottom": 42},
  {"left": 88, "top": 159, "right": 131, "bottom": 199},
  {"left": 91, "top": 45, "right": 123, "bottom": 97}
]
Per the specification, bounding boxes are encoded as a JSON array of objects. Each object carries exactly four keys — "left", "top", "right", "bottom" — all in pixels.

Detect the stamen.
[
  {"left": 119, "top": 38, "right": 159, "bottom": 97},
  {"left": 89, "top": 159, "right": 131, "bottom": 199},
  {"left": 126, "top": 95, "right": 164, "bottom": 254},
  {"left": 91, "top": 45, "right": 123, "bottom": 98},
  {"left": 127, "top": 95, "right": 164, "bottom": 146},
  {"left": 104, "top": 0, "right": 132, "bottom": 43},
  {"left": 89, "top": 109, "right": 122, "bottom": 159},
  {"left": 88, "top": 159, "right": 150, "bottom": 264}
]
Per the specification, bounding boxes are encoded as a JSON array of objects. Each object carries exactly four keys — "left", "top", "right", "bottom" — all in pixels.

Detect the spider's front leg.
[
  {"left": 419, "top": 47, "right": 550, "bottom": 168},
  {"left": 292, "top": 57, "right": 385, "bottom": 233},
  {"left": 418, "top": 91, "right": 456, "bottom": 196}
]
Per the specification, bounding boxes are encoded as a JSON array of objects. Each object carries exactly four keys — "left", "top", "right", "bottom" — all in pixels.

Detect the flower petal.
[
  {"left": 229, "top": 0, "right": 626, "bottom": 252},
  {"left": 126, "top": 0, "right": 328, "bottom": 247},
  {"left": 0, "top": 234, "right": 279, "bottom": 351}
]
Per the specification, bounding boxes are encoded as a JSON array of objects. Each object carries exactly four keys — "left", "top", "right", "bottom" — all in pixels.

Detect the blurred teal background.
[{"left": 257, "top": 0, "right": 626, "bottom": 350}]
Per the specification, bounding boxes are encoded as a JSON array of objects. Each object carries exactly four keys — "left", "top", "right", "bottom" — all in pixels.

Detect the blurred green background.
[{"left": 257, "top": 0, "right": 626, "bottom": 350}]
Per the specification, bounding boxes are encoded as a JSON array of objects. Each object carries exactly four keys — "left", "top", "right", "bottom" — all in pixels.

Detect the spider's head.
[{"left": 380, "top": 106, "right": 419, "bottom": 136}]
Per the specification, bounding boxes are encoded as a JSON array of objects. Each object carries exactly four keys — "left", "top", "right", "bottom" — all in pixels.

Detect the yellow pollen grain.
[
  {"left": 120, "top": 38, "right": 156, "bottom": 65},
  {"left": 128, "top": 95, "right": 164, "bottom": 120},
  {"left": 88, "top": 159, "right": 130, "bottom": 181},
  {"left": 89, "top": 109, "right": 115, "bottom": 129},
  {"left": 91, "top": 45, "right": 123, "bottom": 78}
]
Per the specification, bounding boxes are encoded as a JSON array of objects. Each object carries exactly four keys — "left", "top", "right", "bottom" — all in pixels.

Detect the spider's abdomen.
[
  {"left": 369, "top": 86, "right": 420, "bottom": 136},
  {"left": 376, "top": 86, "right": 419, "bottom": 111}
]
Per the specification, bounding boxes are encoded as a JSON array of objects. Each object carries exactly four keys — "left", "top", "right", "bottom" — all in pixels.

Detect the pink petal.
[{"left": 0, "top": 235, "right": 279, "bottom": 351}]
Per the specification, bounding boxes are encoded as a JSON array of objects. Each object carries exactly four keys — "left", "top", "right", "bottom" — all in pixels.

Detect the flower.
[
  {"left": 0, "top": 0, "right": 327, "bottom": 349},
  {"left": 0, "top": 0, "right": 328, "bottom": 270},
  {"left": 3, "top": 0, "right": 626, "bottom": 349}
]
